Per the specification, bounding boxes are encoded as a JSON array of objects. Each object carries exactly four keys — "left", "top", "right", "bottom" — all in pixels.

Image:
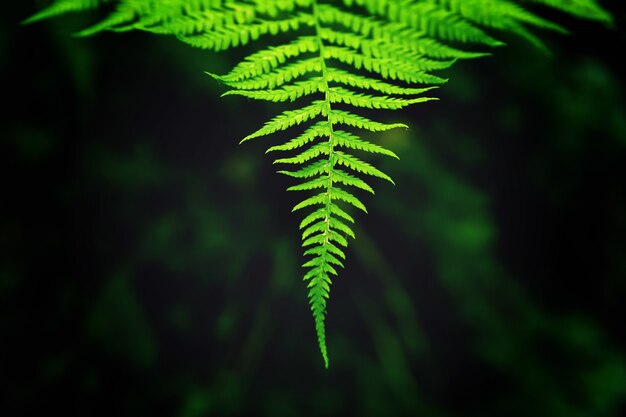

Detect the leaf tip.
[{"left": 21, "top": 16, "right": 37, "bottom": 26}]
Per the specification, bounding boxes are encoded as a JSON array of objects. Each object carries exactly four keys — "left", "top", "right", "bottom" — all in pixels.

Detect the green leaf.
[
  {"left": 330, "top": 187, "right": 368, "bottom": 213},
  {"left": 267, "top": 122, "right": 331, "bottom": 153},
  {"left": 333, "top": 130, "right": 399, "bottom": 159},
  {"left": 28, "top": 0, "right": 613, "bottom": 370},
  {"left": 329, "top": 109, "right": 408, "bottom": 131},
  {"left": 241, "top": 100, "right": 325, "bottom": 142},
  {"left": 328, "top": 86, "right": 438, "bottom": 110},
  {"left": 292, "top": 192, "right": 329, "bottom": 212},
  {"left": 334, "top": 151, "right": 395, "bottom": 184}
]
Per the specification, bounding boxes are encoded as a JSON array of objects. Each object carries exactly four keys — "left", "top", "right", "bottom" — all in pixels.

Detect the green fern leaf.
[
  {"left": 26, "top": 0, "right": 612, "bottom": 369},
  {"left": 328, "top": 110, "right": 408, "bottom": 132},
  {"left": 278, "top": 160, "right": 329, "bottom": 179},
  {"left": 527, "top": 0, "right": 613, "bottom": 23},
  {"left": 242, "top": 100, "right": 325, "bottom": 142},
  {"left": 330, "top": 168, "right": 376, "bottom": 194},
  {"left": 23, "top": 0, "right": 102, "bottom": 24},
  {"left": 333, "top": 151, "right": 395, "bottom": 184},
  {"left": 223, "top": 78, "right": 324, "bottom": 102},
  {"left": 328, "top": 86, "right": 438, "bottom": 110},
  {"left": 266, "top": 122, "right": 331, "bottom": 152},
  {"left": 327, "top": 69, "right": 438, "bottom": 96}
]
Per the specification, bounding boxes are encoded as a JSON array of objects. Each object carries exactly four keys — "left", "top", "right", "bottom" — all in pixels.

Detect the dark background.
[{"left": 2, "top": 2, "right": 626, "bottom": 416}]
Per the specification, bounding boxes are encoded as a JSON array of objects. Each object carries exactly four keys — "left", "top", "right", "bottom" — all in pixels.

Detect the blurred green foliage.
[{"left": 2, "top": 2, "right": 626, "bottom": 417}]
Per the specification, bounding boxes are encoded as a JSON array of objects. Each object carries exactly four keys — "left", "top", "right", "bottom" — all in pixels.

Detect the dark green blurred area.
[{"left": 2, "top": 3, "right": 626, "bottom": 416}]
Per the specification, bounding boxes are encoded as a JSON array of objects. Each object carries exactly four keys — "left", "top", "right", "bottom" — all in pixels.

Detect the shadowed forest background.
[{"left": 2, "top": 2, "right": 626, "bottom": 416}]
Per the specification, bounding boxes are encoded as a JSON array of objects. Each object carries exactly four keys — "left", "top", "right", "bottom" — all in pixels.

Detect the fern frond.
[{"left": 27, "top": 0, "right": 613, "bottom": 369}]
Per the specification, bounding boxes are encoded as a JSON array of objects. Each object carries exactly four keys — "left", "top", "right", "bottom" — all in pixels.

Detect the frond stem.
[
  {"left": 311, "top": 0, "right": 335, "bottom": 369},
  {"left": 312, "top": 0, "right": 335, "bottom": 246}
]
